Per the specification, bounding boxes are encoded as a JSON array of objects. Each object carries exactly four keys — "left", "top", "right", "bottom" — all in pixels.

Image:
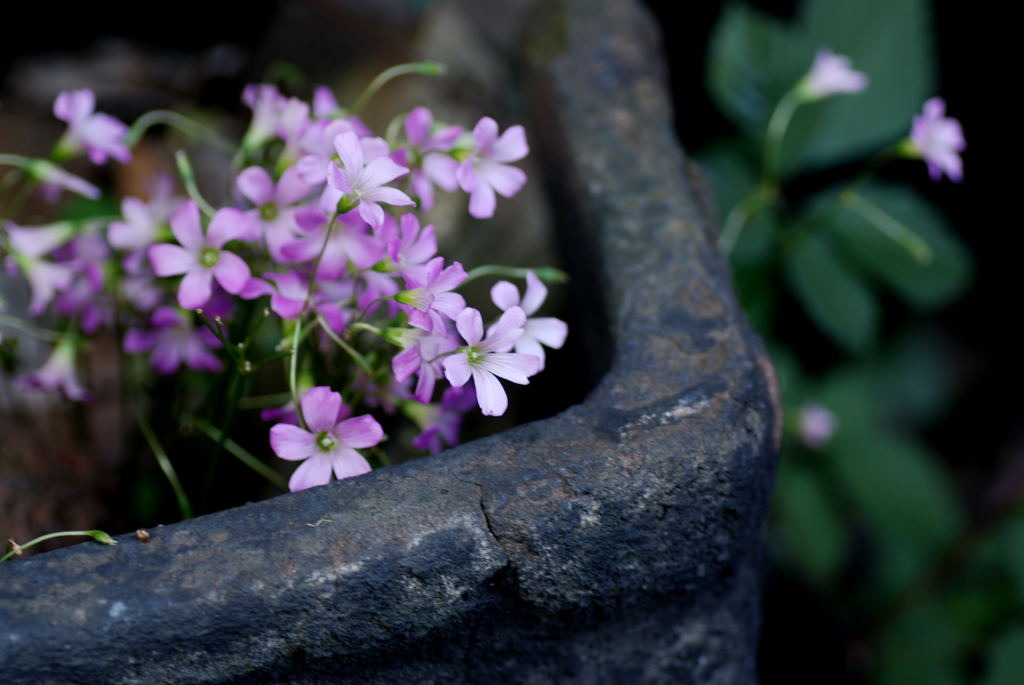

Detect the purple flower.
[
  {"left": 909, "top": 97, "right": 965, "bottom": 182},
  {"left": 53, "top": 89, "right": 131, "bottom": 165},
  {"left": 108, "top": 179, "right": 183, "bottom": 252},
  {"left": 4, "top": 221, "right": 77, "bottom": 314},
  {"left": 269, "top": 386, "right": 384, "bottom": 492},
  {"left": 15, "top": 338, "right": 90, "bottom": 401},
  {"left": 241, "top": 84, "right": 285, "bottom": 150},
  {"left": 24, "top": 160, "right": 100, "bottom": 201},
  {"left": 379, "top": 213, "right": 437, "bottom": 278},
  {"left": 390, "top": 323, "right": 459, "bottom": 403},
  {"left": 395, "top": 256, "right": 467, "bottom": 333},
  {"left": 148, "top": 201, "right": 253, "bottom": 309},
  {"left": 800, "top": 49, "right": 868, "bottom": 100},
  {"left": 123, "top": 306, "right": 222, "bottom": 374},
  {"left": 401, "top": 107, "right": 462, "bottom": 210},
  {"left": 490, "top": 270, "right": 568, "bottom": 371},
  {"left": 327, "top": 131, "right": 414, "bottom": 230},
  {"left": 442, "top": 306, "right": 540, "bottom": 416},
  {"left": 236, "top": 166, "right": 316, "bottom": 261},
  {"left": 281, "top": 210, "right": 383, "bottom": 280},
  {"left": 411, "top": 385, "right": 477, "bottom": 454},
  {"left": 455, "top": 117, "right": 528, "bottom": 219},
  {"left": 798, "top": 402, "right": 838, "bottom": 449},
  {"left": 312, "top": 86, "right": 341, "bottom": 119}
]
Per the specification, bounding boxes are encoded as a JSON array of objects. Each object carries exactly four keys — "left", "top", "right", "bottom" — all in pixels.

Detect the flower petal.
[
  {"left": 455, "top": 307, "right": 484, "bottom": 346},
  {"left": 236, "top": 166, "right": 274, "bottom": 206},
  {"left": 270, "top": 423, "right": 315, "bottom": 460},
  {"left": 213, "top": 250, "right": 251, "bottom": 294},
  {"left": 443, "top": 353, "right": 472, "bottom": 387},
  {"left": 177, "top": 268, "right": 214, "bottom": 309},
  {"left": 288, "top": 454, "right": 332, "bottom": 492},
  {"left": 207, "top": 208, "right": 252, "bottom": 247},
  {"left": 170, "top": 201, "right": 204, "bottom": 250},
  {"left": 334, "top": 414, "right": 384, "bottom": 449},
  {"left": 471, "top": 367, "right": 508, "bottom": 416},
  {"left": 478, "top": 352, "right": 539, "bottom": 384},
  {"left": 149, "top": 243, "right": 196, "bottom": 276},
  {"left": 490, "top": 125, "right": 529, "bottom": 163},
  {"left": 301, "top": 386, "right": 343, "bottom": 433},
  {"left": 525, "top": 317, "right": 568, "bottom": 349},
  {"left": 490, "top": 280, "right": 520, "bottom": 311},
  {"left": 468, "top": 183, "right": 496, "bottom": 219},
  {"left": 521, "top": 270, "right": 548, "bottom": 315},
  {"left": 331, "top": 448, "right": 372, "bottom": 480}
]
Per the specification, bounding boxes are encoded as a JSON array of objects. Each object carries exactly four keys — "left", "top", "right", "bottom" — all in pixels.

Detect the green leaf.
[
  {"left": 827, "top": 183, "right": 972, "bottom": 308},
  {"left": 707, "top": 0, "right": 935, "bottom": 175},
  {"left": 783, "top": 233, "right": 877, "bottom": 353},
  {"left": 871, "top": 329, "right": 958, "bottom": 425},
  {"left": 983, "top": 626, "right": 1024, "bottom": 685},
  {"left": 782, "top": 0, "right": 936, "bottom": 173},
  {"left": 706, "top": 4, "right": 812, "bottom": 138},
  {"left": 828, "top": 429, "right": 964, "bottom": 554},
  {"left": 773, "top": 460, "right": 847, "bottom": 585},
  {"left": 876, "top": 603, "right": 967, "bottom": 685}
]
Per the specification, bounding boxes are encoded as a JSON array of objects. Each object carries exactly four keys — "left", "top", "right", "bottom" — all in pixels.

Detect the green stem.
[
  {"left": 193, "top": 418, "right": 287, "bottom": 489},
  {"left": 762, "top": 89, "right": 802, "bottom": 189},
  {"left": 288, "top": 319, "right": 305, "bottom": 429},
  {"left": 0, "top": 313, "right": 64, "bottom": 342},
  {"left": 350, "top": 62, "right": 447, "bottom": 115},
  {"left": 317, "top": 315, "right": 374, "bottom": 374},
  {"left": 841, "top": 191, "right": 933, "bottom": 263},
  {"left": 175, "top": 150, "right": 216, "bottom": 218},
  {"left": 127, "top": 111, "right": 235, "bottom": 152},
  {"left": 718, "top": 186, "right": 770, "bottom": 255},
  {"left": 238, "top": 392, "right": 293, "bottom": 410},
  {"left": 2, "top": 529, "right": 116, "bottom": 562},
  {"left": 462, "top": 264, "right": 569, "bottom": 285},
  {"left": 136, "top": 408, "right": 192, "bottom": 520}
]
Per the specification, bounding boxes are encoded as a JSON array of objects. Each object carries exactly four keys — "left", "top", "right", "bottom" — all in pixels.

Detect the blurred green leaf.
[
  {"left": 707, "top": 0, "right": 935, "bottom": 175},
  {"left": 871, "top": 329, "right": 958, "bottom": 425},
  {"left": 827, "top": 183, "right": 972, "bottom": 309},
  {"left": 995, "top": 515, "right": 1024, "bottom": 606},
  {"left": 876, "top": 602, "right": 967, "bottom": 685},
  {"left": 774, "top": 460, "right": 847, "bottom": 585},
  {"left": 783, "top": 233, "right": 877, "bottom": 353},
  {"left": 983, "top": 626, "right": 1024, "bottom": 685},
  {"left": 830, "top": 431, "right": 963, "bottom": 551},
  {"left": 707, "top": 4, "right": 810, "bottom": 139},
  {"left": 783, "top": 0, "right": 936, "bottom": 173}
]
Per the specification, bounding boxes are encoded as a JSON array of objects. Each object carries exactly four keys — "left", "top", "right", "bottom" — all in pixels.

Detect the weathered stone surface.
[{"left": 0, "top": 1, "right": 779, "bottom": 682}]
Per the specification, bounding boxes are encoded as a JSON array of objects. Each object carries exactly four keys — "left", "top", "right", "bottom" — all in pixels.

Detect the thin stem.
[
  {"left": 238, "top": 392, "right": 293, "bottom": 410},
  {"left": 317, "top": 315, "right": 374, "bottom": 374},
  {"left": 350, "top": 62, "right": 447, "bottom": 115},
  {"left": 193, "top": 418, "right": 287, "bottom": 489},
  {"left": 0, "top": 313, "right": 64, "bottom": 342},
  {"left": 462, "top": 264, "right": 569, "bottom": 285},
  {"left": 2, "top": 530, "right": 116, "bottom": 563},
  {"left": 842, "top": 191, "right": 933, "bottom": 263},
  {"left": 175, "top": 150, "right": 216, "bottom": 218},
  {"left": 718, "top": 187, "right": 767, "bottom": 255},
  {"left": 762, "top": 89, "right": 802, "bottom": 189},
  {"left": 288, "top": 319, "right": 305, "bottom": 429},
  {"left": 136, "top": 408, "right": 192, "bottom": 520},
  {"left": 127, "top": 110, "right": 235, "bottom": 152},
  {"left": 0, "top": 154, "right": 32, "bottom": 169}
]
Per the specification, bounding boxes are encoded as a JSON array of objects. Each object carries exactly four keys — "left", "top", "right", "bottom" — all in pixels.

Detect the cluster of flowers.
[
  {"left": 1, "top": 79, "right": 567, "bottom": 492},
  {"left": 800, "top": 48, "right": 965, "bottom": 182}
]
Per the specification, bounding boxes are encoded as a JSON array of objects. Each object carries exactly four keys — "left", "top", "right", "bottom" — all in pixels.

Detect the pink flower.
[
  {"left": 442, "top": 307, "right": 540, "bottom": 416},
  {"left": 909, "top": 97, "right": 965, "bottom": 182},
  {"left": 395, "top": 256, "right": 467, "bottom": 333},
  {"left": 24, "top": 160, "right": 100, "bottom": 201},
  {"left": 236, "top": 166, "right": 317, "bottom": 261},
  {"left": 801, "top": 49, "right": 868, "bottom": 100},
  {"left": 53, "top": 89, "right": 131, "bottom": 165},
  {"left": 401, "top": 107, "right": 462, "bottom": 210},
  {"left": 4, "top": 221, "right": 77, "bottom": 314},
  {"left": 327, "top": 131, "right": 414, "bottom": 230},
  {"left": 456, "top": 117, "right": 528, "bottom": 219},
  {"left": 108, "top": 178, "right": 183, "bottom": 252},
  {"left": 269, "top": 386, "right": 384, "bottom": 492},
  {"left": 379, "top": 213, "right": 437, "bottom": 278},
  {"left": 241, "top": 84, "right": 285, "bottom": 150},
  {"left": 15, "top": 338, "right": 90, "bottom": 401},
  {"left": 490, "top": 270, "right": 568, "bottom": 371},
  {"left": 390, "top": 323, "right": 459, "bottom": 403},
  {"left": 798, "top": 402, "right": 838, "bottom": 449},
  {"left": 148, "top": 201, "right": 253, "bottom": 309},
  {"left": 123, "top": 306, "right": 222, "bottom": 374},
  {"left": 280, "top": 210, "right": 383, "bottom": 279}
]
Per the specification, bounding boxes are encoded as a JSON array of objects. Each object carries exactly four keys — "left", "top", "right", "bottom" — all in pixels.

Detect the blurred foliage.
[{"left": 703, "top": 0, "right": 1018, "bottom": 682}]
